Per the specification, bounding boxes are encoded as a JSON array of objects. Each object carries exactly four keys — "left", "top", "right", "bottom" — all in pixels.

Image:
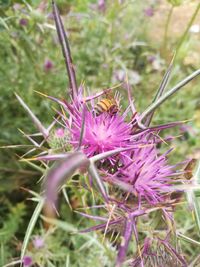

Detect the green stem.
[
  {"left": 175, "top": 2, "right": 200, "bottom": 58},
  {"left": 163, "top": 5, "right": 174, "bottom": 52}
]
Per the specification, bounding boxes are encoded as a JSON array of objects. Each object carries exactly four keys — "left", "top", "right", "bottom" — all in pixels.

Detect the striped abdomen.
[{"left": 95, "top": 98, "right": 119, "bottom": 116}]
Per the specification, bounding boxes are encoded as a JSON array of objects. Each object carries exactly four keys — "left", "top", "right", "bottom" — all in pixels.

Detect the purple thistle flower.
[
  {"left": 44, "top": 58, "right": 54, "bottom": 72},
  {"left": 98, "top": 0, "right": 106, "bottom": 12},
  {"left": 47, "top": 12, "right": 54, "bottom": 20},
  {"left": 13, "top": 3, "right": 22, "bottom": 11},
  {"left": 144, "top": 7, "right": 154, "bottom": 17},
  {"left": 147, "top": 55, "right": 156, "bottom": 64},
  {"left": 23, "top": 256, "right": 32, "bottom": 267},
  {"left": 33, "top": 236, "right": 44, "bottom": 249},
  {"left": 71, "top": 109, "right": 132, "bottom": 161},
  {"left": 19, "top": 18, "right": 28, "bottom": 27},
  {"left": 106, "top": 141, "right": 176, "bottom": 204}
]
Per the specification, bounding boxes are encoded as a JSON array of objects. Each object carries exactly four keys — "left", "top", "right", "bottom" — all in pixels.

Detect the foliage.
[{"left": 0, "top": 203, "right": 26, "bottom": 266}]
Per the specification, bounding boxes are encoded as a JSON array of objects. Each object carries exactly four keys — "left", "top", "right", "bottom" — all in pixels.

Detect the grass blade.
[
  {"left": 20, "top": 198, "right": 44, "bottom": 266},
  {"left": 177, "top": 233, "right": 200, "bottom": 246},
  {"left": 144, "top": 54, "right": 175, "bottom": 126},
  {"left": 138, "top": 69, "right": 200, "bottom": 129}
]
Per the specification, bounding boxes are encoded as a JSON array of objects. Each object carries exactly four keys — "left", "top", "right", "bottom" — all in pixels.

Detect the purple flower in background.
[
  {"left": 114, "top": 70, "right": 126, "bottom": 82},
  {"left": 13, "top": 3, "right": 22, "bottom": 11},
  {"left": 98, "top": 0, "right": 106, "bottom": 12},
  {"left": 113, "top": 69, "right": 141, "bottom": 85},
  {"left": 47, "top": 12, "right": 54, "bottom": 20},
  {"left": 19, "top": 18, "right": 28, "bottom": 27},
  {"left": 33, "top": 236, "right": 44, "bottom": 249},
  {"left": 23, "top": 256, "right": 32, "bottom": 267},
  {"left": 147, "top": 55, "right": 156, "bottom": 64},
  {"left": 144, "top": 7, "right": 154, "bottom": 17},
  {"left": 91, "top": 0, "right": 106, "bottom": 13},
  {"left": 44, "top": 58, "right": 54, "bottom": 72}
]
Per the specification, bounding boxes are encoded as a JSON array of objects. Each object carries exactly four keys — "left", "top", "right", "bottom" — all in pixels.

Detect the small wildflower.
[
  {"left": 144, "top": 7, "right": 154, "bottom": 17},
  {"left": 47, "top": 12, "right": 54, "bottom": 20},
  {"left": 114, "top": 70, "right": 126, "bottom": 82},
  {"left": 113, "top": 69, "right": 141, "bottom": 85},
  {"left": 19, "top": 18, "right": 28, "bottom": 27},
  {"left": 44, "top": 58, "right": 54, "bottom": 72},
  {"left": 13, "top": 3, "right": 22, "bottom": 11},
  {"left": 48, "top": 128, "right": 72, "bottom": 151},
  {"left": 23, "top": 256, "right": 32, "bottom": 267},
  {"left": 147, "top": 55, "right": 156, "bottom": 64},
  {"left": 33, "top": 236, "right": 44, "bottom": 249},
  {"left": 98, "top": 0, "right": 106, "bottom": 12}
]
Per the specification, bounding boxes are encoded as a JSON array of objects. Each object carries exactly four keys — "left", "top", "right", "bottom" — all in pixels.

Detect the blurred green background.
[{"left": 0, "top": 0, "right": 200, "bottom": 266}]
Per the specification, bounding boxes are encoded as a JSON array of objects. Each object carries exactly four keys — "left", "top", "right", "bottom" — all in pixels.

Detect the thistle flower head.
[
  {"left": 44, "top": 58, "right": 54, "bottom": 72},
  {"left": 47, "top": 127, "right": 72, "bottom": 151},
  {"left": 23, "top": 256, "right": 32, "bottom": 267},
  {"left": 59, "top": 88, "right": 133, "bottom": 162},
  {"left": 144, "top": 7, "right": 154, "bottom": 17},
  {"left": 33, "top": 236, "right": 44, "bottom": 249},
  {"left": 71, "top": 109, "right": 132, "bottom": 160},
  {"left": 19, "top": 18, "right": 28, "bottom": 26},
  {"left": 107, "top": 141, "right": 175, "bottom": 204}
]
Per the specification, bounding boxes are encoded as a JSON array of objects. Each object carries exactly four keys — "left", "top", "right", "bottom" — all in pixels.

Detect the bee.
[{"left": 94, "top": 90, "right": 120, "bottom": 116}]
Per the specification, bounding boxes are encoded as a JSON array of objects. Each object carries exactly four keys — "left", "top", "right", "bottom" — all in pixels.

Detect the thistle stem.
[
  {"left": 163, "top": 5, "right": 174, "bottom": 53},
  {"left": 52, "top": 0, "right": 78, "bottom": 99},
  {"left": 176, "top": 3, "right": 200, "bottom": 57}
]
